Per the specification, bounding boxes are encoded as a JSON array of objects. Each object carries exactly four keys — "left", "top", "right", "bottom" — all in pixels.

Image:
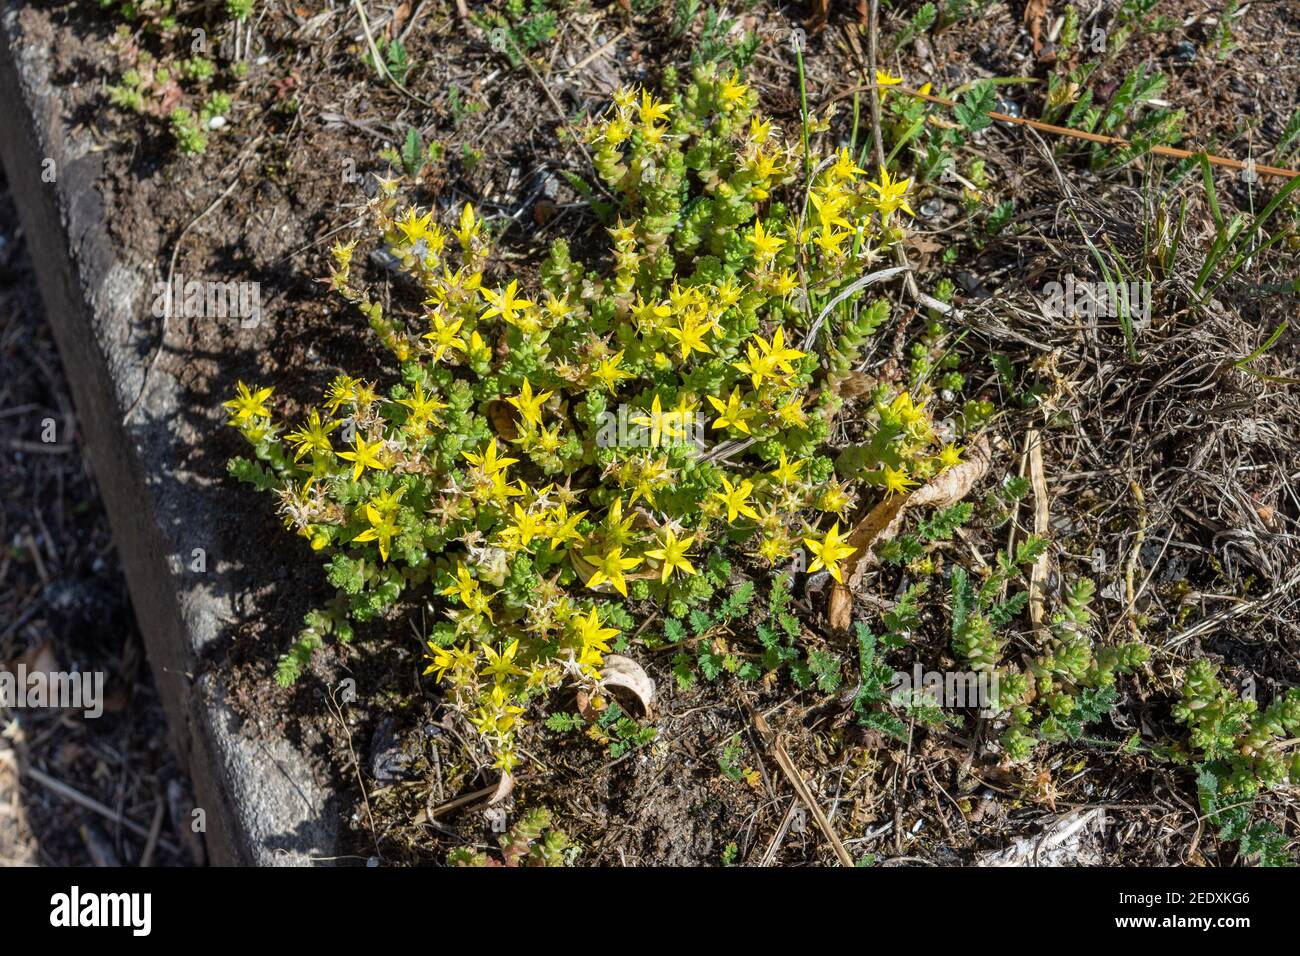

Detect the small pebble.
[
  {"left": 919, "top": 197, "right": 944, "bottom": 219},
  {"left": 955, "top": 270, "right": 991, "bottom": 300},
  {"left": 1172, "top": 40, "right": 1197, "bottom": 63}
]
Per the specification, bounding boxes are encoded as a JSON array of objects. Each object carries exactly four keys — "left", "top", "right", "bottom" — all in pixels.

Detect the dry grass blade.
[
  {"left": 770, "top": 735, "right": 854, "bottom": 866},
  {"left": 1027, "top": 429, "right": 1050, "bottom": 627}
]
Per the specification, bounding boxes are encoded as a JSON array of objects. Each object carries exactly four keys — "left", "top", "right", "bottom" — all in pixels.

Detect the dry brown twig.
[{"left": 825, "top": 78, "right": 1300, "bottom": 180}]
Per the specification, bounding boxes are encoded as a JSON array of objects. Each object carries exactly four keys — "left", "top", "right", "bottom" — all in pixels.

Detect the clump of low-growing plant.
[
  {"left": 1175, "top": 659, "right": 1300, "bottom": 792},
  {"left": 976, "top": 572, "right": 1150, "bottom": 760},
  {"left": 103, "top": 6, "right": 250, "bottom": 156},
  {"left": 547, "top": 698, "right": 658, "bottom": 758},
  {"left": 474, "top": 0, "right": 562, "bottom": 66},
  {"left": 868, "top": 495, "right": 1151, "bottom": 758},
  {"left": 226, "top": 65, "right": 972, "bottom": 775},
  {"left": 447, "top": 807, "right": 571, "bottom": 866},
  {"left": 1172, "top": 660, "right": 1300, "bottom": 864},
  {"left": 658, "top": 571, "right": 845, "bottom": 694}
]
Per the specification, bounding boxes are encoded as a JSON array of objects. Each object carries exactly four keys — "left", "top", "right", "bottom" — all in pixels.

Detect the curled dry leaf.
[
  {"left": 428, "top": 772, "right": 515, "bottom": 820},
  {"left": 828, "top": 435, "right": 993, "bottom": 632},
  {"left": 1024, "top": 0, "right": 1050, "bottom": 54},
  {"left": 488, "top": 771, "right": 514, "bottom": 806},
  {"left": 575, "top": 687, "right": 599, "bottom": 722},
  {"left": 828, "top": 583, "right": 855, "bottom": 634},
  {"left": 600, "top": 653, "right": 655, "bottom": 717}
]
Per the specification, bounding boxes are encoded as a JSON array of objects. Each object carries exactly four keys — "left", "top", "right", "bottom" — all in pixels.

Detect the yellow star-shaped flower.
[
  {"left": 747, "top": 219, "right": 785, "bottom": 262},
  {"left": 462, "top": 437, "right": 518, "bottom": 474},
  {"left": 223, "top": 381, "right": 274, "bottom": 424},
  {"left": 583, "top": 547, "right": 642, "bottom": 597},
  {"left": 866, "top": 166, "right": 916, "bottom": 220},
  {"left": 713, "top": 476, "right": 760, "bottom": 523},
  {"left": 506, "top": 377, "right": 553, "bottom": 428},
  {"left": 644, "top": 528, "right": 697, "bottom": 585},
  {"left": 707, "top": 387, "right": 756, "bottom": 436},
  {"left": 336, "top": 433, "right": 389, "bottom": 480},
  {"left": 802, "top": 522, "right": 857, "bottom": 583}
]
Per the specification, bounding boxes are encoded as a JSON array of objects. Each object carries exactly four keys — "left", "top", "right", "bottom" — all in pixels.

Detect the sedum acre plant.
[
  {"left": 943, "top": 535, "right": 1148, "bottom": 761},
  {"left": 1174, "top": 659, "right": 1300, "bottom": 793},
  {"left": 225, "top": 66, "right": 967, "bottom": 774}
]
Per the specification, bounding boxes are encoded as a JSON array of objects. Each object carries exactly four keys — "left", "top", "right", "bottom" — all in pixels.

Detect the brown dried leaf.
[
  {"left": 828, "top": 436, "right": 994, "bottom": 630},
  {"left": 575, "top": 688, "right": 601, "bottom": 722},
  {"left": 155, "top": 80, "right": 184, "bottom": 115},
  {"left": 1024, "top": 0, "right": 1049, "bottom": 54},
  {"left": 388, "top": 1, "right": 411, "bottom": 39},
  {"left": 828, "top": 582, "right": 855, "bottom": 633},
  {"left": 600, "top": 654, "right": 655, "bottom": 717}
]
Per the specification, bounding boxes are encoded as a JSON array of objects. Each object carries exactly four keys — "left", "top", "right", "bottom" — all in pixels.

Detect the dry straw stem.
[
  {"left": 427, "top": 773, "right": 515, "bottom": 820},
  {"left": 1026, "top": 428, "right": 1050, "bottom": 627},
  {"left": 771, "top": 734, "right": 855, "bottom": 866},
  {"left": 746, "top": 704, "right": 853, "bottom": 865}
]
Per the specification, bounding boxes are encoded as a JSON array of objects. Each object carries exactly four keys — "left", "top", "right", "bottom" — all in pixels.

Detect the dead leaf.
[
  {"left": 156, "top": 80, "right": 184, "bottom": 115},
  {"left": 575, "top": 688, "right": 602, "bottom": 722},
  {"left": 842, "top": 493, "right": 911, "bottom": 590},
  {"left": 533, "top": 198, "right": 557, "bottom": 225},
  {"left": 1024, "top": 0, "right": 1049, "bottom": 54},
  {"left": 905, "top": 235, "right": 945, "bottom": 259},
  {"left": 387, "top": 1, "right": 411, "bottom": 39},
  {"left": 600, "top": 654, "right": 655, "bottom": 717},
  {"left": 487, "top": 772, "right": 514, "bottom": 805},
  {"left": 828, "top": 436, "right": 994, "bottom": 632},
  {"left": 828, "top": 582, "right": 855, "bottom": 633},
  {"left": 485, "top": 399, "right": 519, "bottom": 442}
]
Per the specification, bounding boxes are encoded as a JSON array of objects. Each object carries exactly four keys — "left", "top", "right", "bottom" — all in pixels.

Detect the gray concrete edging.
[{"left": 0, "top": 5, "right": 339, "bottom": 866}]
